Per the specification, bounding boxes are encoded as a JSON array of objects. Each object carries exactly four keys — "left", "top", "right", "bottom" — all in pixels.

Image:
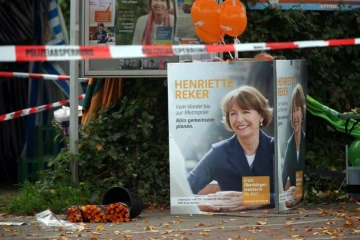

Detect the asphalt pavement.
[{"left": 1, "top": 202, "right": 360, "bottom": 239}]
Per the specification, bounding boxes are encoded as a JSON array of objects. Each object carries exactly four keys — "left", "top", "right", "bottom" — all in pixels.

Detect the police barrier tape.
[
  {"left": 0, "top": 71, "right": 89, "bottom": 82},
  {"left": 1, "top": 38, "right": 359, "bottom": 62},
  {"left": 0, "top": 94, "right": 85, "bottom": 122}
]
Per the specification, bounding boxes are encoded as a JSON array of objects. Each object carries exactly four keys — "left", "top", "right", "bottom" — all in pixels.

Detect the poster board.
[
  {"left": 274, "top": 60, "right": 307, "bottom": 212},
  {"left": 168, "top": 61, "right": 275, "bottom": 214},
  {"left": 246, "top": 0, "right": 360, "bottom": 10},
  {"left": 80, "top": 0, "right": 218, "bottom": 77},
  {"left": 168, "top": 60, "right": 307, "bottom": 214}
]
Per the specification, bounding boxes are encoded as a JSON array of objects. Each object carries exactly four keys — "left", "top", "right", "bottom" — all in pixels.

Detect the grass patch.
[{"left": 5, "top": 181, "right": 96, "bottom": 215}]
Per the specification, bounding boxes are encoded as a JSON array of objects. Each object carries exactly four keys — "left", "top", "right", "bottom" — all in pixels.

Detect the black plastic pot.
[{"left": 102, "top": 187, "right": 143, "bottom": 218}]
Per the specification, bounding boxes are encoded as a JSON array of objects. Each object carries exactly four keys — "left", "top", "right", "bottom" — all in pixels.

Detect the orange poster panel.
[
  {"left": 95, "top": 11, "right": 112, "bottom": 22},
  {"left": 296, "top": 171, "right": 303, "bottom": 200},
  {"left": 242, "top": 176, "right": 270, "bottom": 204}
]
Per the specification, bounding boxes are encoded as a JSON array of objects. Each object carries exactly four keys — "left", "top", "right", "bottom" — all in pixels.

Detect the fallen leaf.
[
  {"left": 327, "top": 221, "right": 336, "bottom": 225},
  {"left": 91, "top": 232, "right": 101, "bottom": 235},
  {"left": 96, "top": 225, "right": 105, "bottom": 231},
  {"left": 113, "top": 230, "right": 121, "bottom": 235},
  {"left": 144, "top": 220, "right": 149, "bottom": 224},
  {"left": 217, "top": 226, "right": 224, "bottom": 229},
  {"left": 204, "top": 229, "right": 212, "bottom": 232},
  {"left": 263, "top": 210, "right": 269, "bottom": 214},
  {"left": 163, "top": 223, "right": 170, "bottom": 228},
  {"left": 61, "top": 237, "right": 70, "bottom": 240},
  {"left": 305, "top": 227, "right": 312, "bottom": 232},
  {"left": 195, "top": 223, "right": 204, "bottom": 227},
  {"left": 284, "top": 221, "right": 292, "bottom": 227},
  {"left": 200, "top": 232, "right": 209, "bottom": 236},
  {"left": 144, "top": 225, "right": 151, "bottom": 230},
  {"left": 230, "top": 219, "right": 237, "bottom": 221},
  {"left": 351, "top": 207, "right": 360, "bottom": 212},
  {"left": 151, "top": 228, "right": 158, "bottom": 233},
  {"left": 3, "top": 228, "right": 13, "bottom": 232},
  {"left": 256, "top": 221, "right": 267, "bottom": 225},
  {"left": 288, "top": 233, "right": 300, "bottom": 238},
  {"left": 317, "top": 208, "right": 326, "bottom": 215},
  {"left": 344, "top": 220, "right": 355, "bottom": 227}
]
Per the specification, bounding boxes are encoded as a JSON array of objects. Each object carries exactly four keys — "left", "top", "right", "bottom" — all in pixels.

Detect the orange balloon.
[
  {"left": 194, "top": 26, "right": 225, "bottom": 44},
  {"left": 191, "top": 0, "right": 222, "bottom": 35},
  {"left": 219, "top": 6, "right": 247, "bottom": 37},
  {"left": 221, "top": 0, "right": 246, "bottom": 14}
]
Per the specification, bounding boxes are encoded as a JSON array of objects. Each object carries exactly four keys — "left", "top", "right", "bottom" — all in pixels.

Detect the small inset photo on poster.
[
  {"left": 159, "top": 60, "right": 168, "bottom": 70},
  {"left": 116, "top": 0, "right": 175, "bottom": 46},
  {"left": 147, "top": 59, "right": 158, "bottom": 69}
]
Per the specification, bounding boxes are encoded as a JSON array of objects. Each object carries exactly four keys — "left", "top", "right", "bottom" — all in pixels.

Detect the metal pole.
[{"left": 69, "top": 0, "right": 79, "bottom": 185}]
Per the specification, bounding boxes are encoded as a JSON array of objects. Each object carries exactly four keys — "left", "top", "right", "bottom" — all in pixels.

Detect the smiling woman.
[
  {"left": 186, "top": 86, "right": 277, "bottom": 212},
  {"left": 132, "top": 0, "right": 174, "bottom": 45},
  {"left": 281, "top": 83, "right": 306, "bottom": 208}
]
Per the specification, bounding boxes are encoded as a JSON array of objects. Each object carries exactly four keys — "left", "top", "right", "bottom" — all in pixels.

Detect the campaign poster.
[
  {"left": 174, "top": 0, "right": 197, "bottom": 40},
  {"left": 168, "top": 61, "right": 276, "bottom": 214},
  {"left": 83, "top": 0, "right": 179, "bottom": 77},
  {"left": 274, "top": 60, "right": 307, "bottom": 212},
  {"left": 89, "top": 0, "right": 117, "bottom": 45},
  {"left": 114, "top": 0, "right": 176, "bottom": 70}
]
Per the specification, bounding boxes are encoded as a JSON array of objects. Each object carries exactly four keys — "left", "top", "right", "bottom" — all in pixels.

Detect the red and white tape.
[
  {"left": 1, "top": 38, "right": 359, "bottom": 62},
  {"left": 0, "top": 94, "right": 85, "bottom": 122},
  {"left": 0, "top": 71, "right": 89, "bottom": 82}
]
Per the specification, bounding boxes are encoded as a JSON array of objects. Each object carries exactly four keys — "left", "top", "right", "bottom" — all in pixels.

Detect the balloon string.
[
  {"left": 235, "top": 37, "right": 240, "bottom": 59},
  {"left": 232, "top": 0, "right": 236, "bottom": 6},
  {"left": 221, "top": 36, "right": 234, "bottom": 60}
]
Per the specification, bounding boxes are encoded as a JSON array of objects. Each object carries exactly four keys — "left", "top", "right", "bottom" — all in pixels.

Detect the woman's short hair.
[
  {"left": 290, "top": 83, "right": 306, "bottom": 125},
  {"left": 221, "top": 86, "right": 273, "bottom": 131},
  {"left": 149, "top": 0, "right": 171, "bottom": 10}
]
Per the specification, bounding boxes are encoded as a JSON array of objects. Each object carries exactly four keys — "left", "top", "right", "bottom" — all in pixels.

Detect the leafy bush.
[{"left": 40, "top": 79, "right": 169, "bottom": 204}]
